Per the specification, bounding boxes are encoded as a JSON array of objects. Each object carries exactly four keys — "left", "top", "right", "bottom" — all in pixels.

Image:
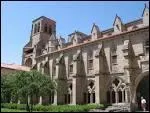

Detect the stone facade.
[{"left": 22, "top": 4, "right": 149, "bottom": 110}]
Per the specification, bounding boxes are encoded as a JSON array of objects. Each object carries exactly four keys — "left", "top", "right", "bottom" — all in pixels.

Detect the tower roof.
[{"left": 32, "top": 16, "right": 56, "bottom": 23}]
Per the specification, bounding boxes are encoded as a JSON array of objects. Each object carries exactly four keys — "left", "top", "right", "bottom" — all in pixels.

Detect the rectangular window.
[
  {"left": 145, "top": 47, "right": 149, "bottom": 55},
  {"left": 88, "top": 59, "right": 93, "bottom": 69},
  {"left": 69, "top": 64, "right": 73, "bottom": 73},
  {"left": 145, "top": 40, "right": 149, "bottom": 56},
  {"left": 112, "top": 56, "right": 117, "bottom": 64}
]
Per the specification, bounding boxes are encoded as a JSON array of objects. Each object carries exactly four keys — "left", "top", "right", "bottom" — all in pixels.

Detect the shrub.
[{"left": 1, "top": 103, "right": 104, "bottom": 112}]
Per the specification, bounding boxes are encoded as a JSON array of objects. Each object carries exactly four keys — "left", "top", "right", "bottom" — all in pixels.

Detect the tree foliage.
[{"left": 1, "top": 70, "right": 56, "bottom": 112}]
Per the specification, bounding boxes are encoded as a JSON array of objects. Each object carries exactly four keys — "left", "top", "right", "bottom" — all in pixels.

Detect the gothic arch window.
[
  {"left": 107, "top": 78, "right": 128, "bottom": 104},
  {"left": 44, "top": 62, "right": 50, "bottom": 75},
  {"left": 37, "top": 22, "right": 40, "bottom": 32},
  {"left": 87, "top": 80, "right": 95, "bottom": 103},
  {"left": 44, "top": 24, "right": 48, "bottom": 32},
  {"left": 25, "top": 58, "right": 32, "bottom": 67},
  {"left": 65, "top": 84, "right": 72, "bottom": 104},
  {"left": 87, "top": 50, "right": 93, "bottom": 73}
]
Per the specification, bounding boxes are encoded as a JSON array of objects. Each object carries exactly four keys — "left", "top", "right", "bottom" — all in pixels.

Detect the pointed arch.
[
  {"left": 44, "top": 61, "right": 50, "bottom": 75},
  {"left": 25, "top": 58, "right": 32, "bottom": 67}
]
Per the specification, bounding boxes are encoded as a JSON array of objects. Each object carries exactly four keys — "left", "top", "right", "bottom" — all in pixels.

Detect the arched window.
[
  {"left": 87, "top": 80, "right": 95, "bottom": 103},
  {"left": 65, "top": 84, "right": 72, "bottom": 104},
  {"left": 44, "top": 24, "right": 48, "bottom": 32},
  {"left": 44, "top": 62, "right": 49, "bottom": 75},
  {"left": 108, "top": 78, "right": 127, "bottom": 104},
  {"left": 25, "top": 58, "right": 32, "bottom": 67}
]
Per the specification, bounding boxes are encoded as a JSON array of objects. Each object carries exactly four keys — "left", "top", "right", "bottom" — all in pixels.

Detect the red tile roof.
[{"left": 1, "top": 63, "right": 30, "bottom": 71}]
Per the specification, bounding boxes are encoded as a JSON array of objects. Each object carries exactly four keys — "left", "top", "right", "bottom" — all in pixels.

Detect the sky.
[{"left": 1, "top": 1, "right": 148, "bottom": 65}]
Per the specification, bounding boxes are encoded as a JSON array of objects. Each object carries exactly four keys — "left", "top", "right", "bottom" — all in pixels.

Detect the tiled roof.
[
  {"left": 1, "top": 63, "right": 30, "bottom": 71},
  {"left": 36, "top": 25, "right": 149, "bottom": 59}
]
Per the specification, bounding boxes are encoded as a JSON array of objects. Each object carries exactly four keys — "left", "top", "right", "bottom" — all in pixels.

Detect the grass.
[
  {"left": 1, "top": 108, "right": 27, "bottom": 112},
  {"left": 1, "top": 103, "right": 105, "bottom": 112}
]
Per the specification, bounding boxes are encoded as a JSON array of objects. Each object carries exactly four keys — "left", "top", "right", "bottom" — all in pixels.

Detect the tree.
[{"left": 1, "top": 70, "right": 56, "bottom": 112}]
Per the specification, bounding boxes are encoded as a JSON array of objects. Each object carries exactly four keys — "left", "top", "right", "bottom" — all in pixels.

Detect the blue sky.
[{"left": 1, "top": 1, "right": 148, "bottom": 65}]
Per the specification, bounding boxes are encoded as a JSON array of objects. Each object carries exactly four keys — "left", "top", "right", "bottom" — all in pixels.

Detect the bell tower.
[
  {"left": 22, "top": 16, "right": 56, "bottom": 67},
  {"left": 31, "top": 16, "right": 56, "bottom": 47}
]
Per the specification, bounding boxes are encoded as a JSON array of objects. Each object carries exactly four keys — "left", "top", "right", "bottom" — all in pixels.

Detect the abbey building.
[{"left": 22, "top": 4, "right": 149, "bottom": 109}]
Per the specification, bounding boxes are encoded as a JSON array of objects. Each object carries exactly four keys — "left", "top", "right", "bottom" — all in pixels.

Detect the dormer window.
[{"left": 116, "top": 24, "right": 120, "bottom": 31}]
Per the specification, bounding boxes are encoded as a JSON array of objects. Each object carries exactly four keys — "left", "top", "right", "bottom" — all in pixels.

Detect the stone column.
[
  {"left": 95, "top": 75, "right": 107, "bottom": 104},
  {"left": 53, "top": 80, "right": 66, "bottom": 105},
  {"left": 110, "top": 91, "right": 112, "bottom": 104},
  {"left": 72, "top": 77, "right": 85, "bottom": 105},
  {"left": 115, "top": 92, "right": 118, "bottom": 103},
  {"left": 39, "top": 96, "right": 42, "bottom": 105},
  {"left": 125, "top": 90, "right": 128, "bottom": 103},
  {"left": 122, "top": 91, "right": 124, "bottom": 103},
  {"left": 90, "top": 93, "right": 93, "bottom": 103}
]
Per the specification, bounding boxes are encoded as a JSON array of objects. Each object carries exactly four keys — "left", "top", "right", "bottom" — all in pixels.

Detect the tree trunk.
[
  {"left": 26, "top": 96, "right": 30, "bottom": 112},
  {"left": 31, "top": 95, "right": 33, "bottom": 112}
]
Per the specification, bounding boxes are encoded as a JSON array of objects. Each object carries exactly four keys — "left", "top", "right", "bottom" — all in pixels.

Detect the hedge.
[{"left": 1, "top": 103, "right": 105, "bottom": 112}]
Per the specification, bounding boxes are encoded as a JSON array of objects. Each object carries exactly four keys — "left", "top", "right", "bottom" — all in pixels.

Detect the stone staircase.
[{"left": 89, "top": 103, "right": 130, "bottom": 112}]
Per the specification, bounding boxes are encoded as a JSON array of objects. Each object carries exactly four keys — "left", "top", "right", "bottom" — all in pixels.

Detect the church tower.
[{"left": 22, "top": 16, "right": 56, "bottom": 67}]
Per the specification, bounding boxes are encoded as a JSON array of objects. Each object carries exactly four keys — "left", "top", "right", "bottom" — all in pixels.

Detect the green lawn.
[
  {"left": 1, "top": 103, "right": 105, "bottom": 112},
  {"left": 1, "top": 108, "right": 27, "bottom": 112}
]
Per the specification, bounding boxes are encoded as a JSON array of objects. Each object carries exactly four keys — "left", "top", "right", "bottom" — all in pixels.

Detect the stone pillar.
[
  {"left": 122, "top": 91, "right": 124, "bottom": 103},
  {"left": 72, "top": 77, "right": 85, "bottom": 105},
  {"left": 95, "top": 75, "right": 107, "bottom": 104},
  {"left": 125, "top": 90, "right": 128, "bottom": 103},
  {"left": 90, "top": 93, "right": 93, "bottom": 103},
  {"left": 53, "top": 80, "right": 66, "bottom": 105},
  {"left": 115, "top": 92, "right": 118, "bottom": 103},
  {"left": 110, "top": 91, "right": 112, "bottom": 104},
  {"left": 39, "top": 96, "right": 42, "bottom": 105}
]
